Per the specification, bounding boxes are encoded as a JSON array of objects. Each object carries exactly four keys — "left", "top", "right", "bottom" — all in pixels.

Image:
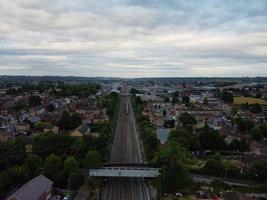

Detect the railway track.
[{"left": 103, "top": 85, "right": 149, "bottom": 200}]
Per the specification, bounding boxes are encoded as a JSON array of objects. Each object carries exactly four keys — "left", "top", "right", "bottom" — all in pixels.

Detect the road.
[
  {"left": 191, "top": 173, "right": 255, "bottom": 187},
  {"left": 102, "top": 85, "right": 149, "bottom": 200},
  {"left": 75, "top": 192, "right": 87, "bottom": 200}
]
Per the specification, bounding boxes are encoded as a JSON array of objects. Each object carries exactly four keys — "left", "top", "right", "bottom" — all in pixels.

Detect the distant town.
[{"left": 0, "top": 76, "right": 267, "bottom": 200}]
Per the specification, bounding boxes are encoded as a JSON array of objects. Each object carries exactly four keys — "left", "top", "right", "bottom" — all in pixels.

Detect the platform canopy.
[{"left": 88, "top": 167, "right": 160, "bottom": 178}]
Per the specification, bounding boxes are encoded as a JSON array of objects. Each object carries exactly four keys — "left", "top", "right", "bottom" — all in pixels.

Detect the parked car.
[
  {"left": 50, "top": 195, "right": 61, "bottom": 200},
  {"left": 63, "top": 195, "right": 70, "bottom": 200},
  {"left": 174, "top": 192, "right": 183, "bottom": 197}
]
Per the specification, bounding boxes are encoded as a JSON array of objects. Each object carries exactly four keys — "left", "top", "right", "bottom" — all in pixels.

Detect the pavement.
[
  {"left": 75, "top": 192, "right": 87, "bottom": 200},
  {"left": 75, "top": 177, "right": 88, "bottom": 200},
  {"left": 191, "top": 173, "right": 255, "bottom": 187}
]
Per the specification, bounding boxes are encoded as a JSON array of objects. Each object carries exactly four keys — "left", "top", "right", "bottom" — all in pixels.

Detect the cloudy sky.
[{"left": 0, "top": 0, "right": 267, "bottom": 77}]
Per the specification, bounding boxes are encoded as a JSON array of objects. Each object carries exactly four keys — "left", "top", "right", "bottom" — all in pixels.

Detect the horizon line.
[{"left": 1, "top": 75, "right": 267, "bottom": 79}]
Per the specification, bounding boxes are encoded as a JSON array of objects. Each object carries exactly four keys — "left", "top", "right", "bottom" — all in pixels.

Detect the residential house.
[
  {"left": 6, "top": 175, "right": 53, "bottom": 200},
  {"left": 0, "top": 129, "right": 9, "bottom": 142},
  {"left": 250, "top": 140, "right": 267, "bottom": 157},
  {"left": 70, "top": 123, "right": 91, "bottom": 137},
  {"left": 29, "top": 115, "right": 41, "bottom": 124},
  {"left": 93, "top": 111, "right": 108, "bottom": 123},
  {"left": 15, "top": 122, "right": 30, "bottom": 132},
  {"left": 0, "top": 116, "right": 9, "bottom": 129},
  {"left": 224, "top": 135, "right": 239, "bottom": 145},
  {"left": 24, "top": 137, "right": 34, "bottom": 153},
  {"left": 17, "top": 112, "right": 29, "bottom": 122},
  {"left": 44, "top": 124, "right": 59, "bottom": 134}
]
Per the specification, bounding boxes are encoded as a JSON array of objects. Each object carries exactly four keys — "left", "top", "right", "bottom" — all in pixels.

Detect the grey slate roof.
[
  {"left": 7, "top": 175, "right": 53, "bottom": 200},
  {"left": 29, "top": 116, "right": 41, "bottom": 123},
  {"left": 78, "top": 123, "right": 91, "bottom": 134}
]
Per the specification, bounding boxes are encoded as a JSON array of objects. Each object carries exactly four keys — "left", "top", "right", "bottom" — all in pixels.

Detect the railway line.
[{"left": 103, "top": 85, "right": 149, "bottom": 200}]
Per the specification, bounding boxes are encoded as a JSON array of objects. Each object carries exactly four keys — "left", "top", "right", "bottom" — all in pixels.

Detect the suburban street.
[{"left": 103, "top": 85, "right": 149, "bottom": 200}]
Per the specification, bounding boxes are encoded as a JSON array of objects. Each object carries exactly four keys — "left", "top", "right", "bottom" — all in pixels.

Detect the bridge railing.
[{"left": 88, "top": 166, "right": 160, "bottom": 178}]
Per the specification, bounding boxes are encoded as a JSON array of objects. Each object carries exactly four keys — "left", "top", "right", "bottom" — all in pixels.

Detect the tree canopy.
[
  {"left": 221, "top": 91, "right": 233, "bottom": 103},
  {"left": 28, "top": 95, "right": 41, "bottom": 107},
  {"left": 250, "top": 127, "right": 263, "bottom": 141},
  {"left": 84, "top": 150, "right": 102, "bottom": 168},
  {"left": 198, "top": 126, "right": 226, "bottom": 150},
  {"left": 182, "top": 96, "right": 190, "bottom": 105},
  {"left": 24, "top": 154, "right": 42, "bottom": 178},
  {"left": 179, "top": 112, "right": 197, "bottom": 126},
  {"left": 56, "top": 111, "right": 82, "bottom": 130},
  {"left": 43, "top": 154, "right": 63, "bottom": 186},
  {"left": 236, "top": 117, "right": 255, "bottom": 133}
]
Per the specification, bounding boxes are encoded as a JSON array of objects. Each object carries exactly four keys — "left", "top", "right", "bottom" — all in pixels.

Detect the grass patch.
[{"left": 234, "top": 96, "right": 267, "bottom": 105}]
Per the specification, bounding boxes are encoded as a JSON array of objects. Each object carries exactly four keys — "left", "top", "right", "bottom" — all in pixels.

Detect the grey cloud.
[{"left": 0, "top": 0, "right": 267, "bottom": 77}]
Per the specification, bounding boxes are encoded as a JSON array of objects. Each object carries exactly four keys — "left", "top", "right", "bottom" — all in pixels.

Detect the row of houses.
[{"left": 0, "top": 91, "right": 108, "bottom": 142}]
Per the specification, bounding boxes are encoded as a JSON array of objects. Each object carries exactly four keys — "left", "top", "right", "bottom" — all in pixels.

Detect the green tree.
[
  {"left": 6, "top": 166, "right": 28, "bottom": 191},
  {"left": 171, "top": 96, "right": 179, "bottom": 105},
  {"left": 164, "top": 97, "right": 170, "bottom": 103},
  {"left": 179, "top": 112, "right": 197, "bottom": 126},
  {"left": 230, "top": 106, "right": 238, "bottom": 116},
  {"left": 142, "top": 128, "right": 159, "bottom": 160},
  {"left": 28, "top": 95, "right": 41, "bottom": 107},
  {"left": 33, "top": 133, "right": 73, "bottom": 158},
  {"left": 173, "top": 91, "right": 180, "bottom": 98},
  {"left": 169, "top": 128, "right": 192, "bottom": 149},
  {"left": 182, "top": 96, "right": 190, "bottom": 105},
  {"left": 0, "top": 171, "right": 13, "bottom": 198},
  {"left": 57, "top": 84, "right": 100, "bottom": 97},
  {"left": 70, "top": 138, "right": 87, "bottom": 160},
  {"left": 24, "top": 154, "right": 42, "bottom": 178},
  {"left": 259, "top": 124, "right": 267, "bottom": 137},
  {"left": 236, "top": 117, "right": 254, "bottom": 133},
  {"left": 210, "top": 179, "right": 230, "bottom": 192},
  {"left": 56, "top": 111, "right": 72, "bottom": 130},
  {"left": 70, "top": 172, "right": 84, "bottom": 190},
  {"left": 33, "top": 121, "right": 47, "bottom": 131},
  {"left": 204, "top": 157, "right": 224, "bottom": 176},
  {"left": 158, "top": 157, "right": 191, "bottom": 192},
  {"left": 250, "top": 127, "right": 263, "bottom": 141},
  {"left": 198, "top": 127, "right": 226, "bottom": 150},
  {"left": 249, "top": 160, "right": 267, "bottom": 181},
  {"left": 228, "top": 139, "right": 241, "bottom": 151},
  {"left": 8, "top": 137, "right": 26, "bottom": 167},
  {"left": 14, "top": 100, "right": 29, "bottom": 111},
  {"left": 250, "top": 103, "right": 262, "bottom": 113},
  {"left": 46, "top": 103, "right": 54, "bottom": 112},
  {"left": 221, "top": 91, "right": 233, "bottom": 103},
  {"left": 155, "top": 141, "right": 191, "bottom": 192},
  {"left": 70, "top": 112, "right": 82, "bottom": 129},
  {"left": 43, "top": 154, "right": 63, "bottom": 185},
  {"left": 84, "top": 150, "right": 102, "bottom": 168},
  {"left": 203, "top": 97, "right": 208, "bottom": 105},
  {"left": 64, "top": 156, "right": 79, "bottom": 176},
  {"left": 240, "top": 139, "right": 249, "bottom": 152},
  {"left": 106, "top": 92, "right": 119, "bottom": 118},
  {"left": 163, "top": 109, "right": 166, "bottom": 117},
  {"left": 236, "top": 118, "right": 247, "bottom": 132},
  {"left": 223, "top": 160, "right": 239, "bottom": 177}
]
